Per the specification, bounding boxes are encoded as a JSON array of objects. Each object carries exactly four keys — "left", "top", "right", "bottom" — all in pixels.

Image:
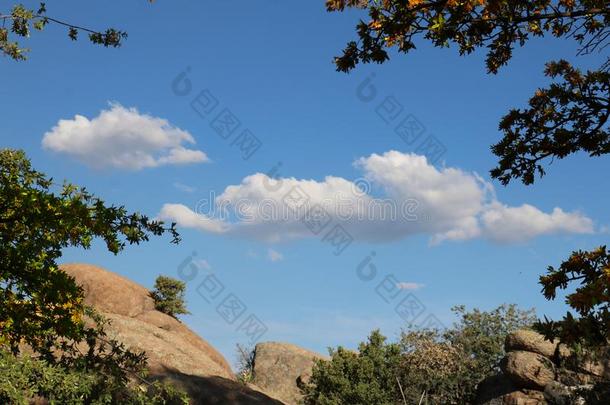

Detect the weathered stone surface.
[
  {"left": 478, "top": 387, "right": 548, "bottom": 405},
  {"left": 503, "top": 390, "right": 547, "bottom": 405},
  {"left": 543, "top": 381, "right": 572, "bottom": 405},
  {"left": 502, "top": 351, "right": 555, "bottom": 390},
  {"left": 480, "top": 330, "right": 609, "bottom": 405},
  {"left": 135, "top": 310, "right": 231, "bottom": 376},
  {"left": 556, "top": 368, "right": 596, "bottom": 386},
  {"left": 252, "top": 342, "right": 327, "bottom": 405},
  {"left": 579, "top": 350, "right": 610, "bottom": 379},
  {"left": 62, "top": 263, "right": 155, "bottom": 317},
  {"left": 61, "top": 263, "right": 282, "bottom": 405},
  {"left": 103, "top": 312, "right": 233, "bottom": 380},
  {"left": 505, "top": 330, "right": 560, "bottom": 359}
]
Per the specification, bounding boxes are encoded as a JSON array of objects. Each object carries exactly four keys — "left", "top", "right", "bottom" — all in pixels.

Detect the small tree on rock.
[{"left": 150, "top": 276, "right": 190, "bottom": 318}]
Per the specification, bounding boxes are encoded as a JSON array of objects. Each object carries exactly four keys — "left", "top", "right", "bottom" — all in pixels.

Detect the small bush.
[
  {"left": 235, "top": 343, "right": 255, "bottom": 384},
  {"left": 301, "top": 304, "right": 537, "bottom": 405},
  {"left": 0, "top": 348, "right": 189, "bottom": 404},
  {"left": 150, "top": 275, "right": 190, "bottom": 318},
  {"left": 302, "top": 330, "right": 403, "bottom": 405},
  {"left": 235, "top": 344, "right": 256, "bottom": 384},
  {"left": 0, "top": 348, "right": 96, "bottom": 403}
]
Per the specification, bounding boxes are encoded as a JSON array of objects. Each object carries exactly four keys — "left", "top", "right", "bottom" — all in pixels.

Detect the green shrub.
[
  {"left": 439, "top": 303, "right": 537, "bottom": 402},
  {"left": 0, "top": 149, "right": 179, "bottom": 357},
  {"left": 301, "top": 330, "right": 403, "bottom": 405},
  {"left": 150, "top": 276, "right": 190, "bottom": 318},
  {"left": 302, "top": 304, "right": 536, "bottom": 405},
  {"left": 0, "top": 348, "right": 189, "bottom": 404},
  {"left": 0, "top": 348, "right": 96, "bottom": 404}
]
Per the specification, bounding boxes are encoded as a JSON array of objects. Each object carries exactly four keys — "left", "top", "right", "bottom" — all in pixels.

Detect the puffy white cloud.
[
  {"left": 158, "top": 151, "right": 595, "bottom": 244},
  {"left": 158, "top": 203, "right": 228, "bottom": 234},
  {"left": 267, "top": 248, "right": 284, "bottom": 262},
  {"left": 481, "top": 203, "right": 594, "bottom": 243},
  {"left": 42, "top": 103, "right": 208, "bottom": 170}
]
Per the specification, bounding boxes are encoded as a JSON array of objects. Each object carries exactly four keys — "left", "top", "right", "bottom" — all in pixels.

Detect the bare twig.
[
  {"left": 396, "top": 376, "right": 407, "bottom": 405},
  {"left": 418, "top": 390, "right": 427, "bottom": 405}
]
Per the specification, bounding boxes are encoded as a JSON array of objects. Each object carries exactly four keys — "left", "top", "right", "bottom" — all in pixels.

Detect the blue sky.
[{"left": 3, "top": 1, "right": 609, "bottom": 366}]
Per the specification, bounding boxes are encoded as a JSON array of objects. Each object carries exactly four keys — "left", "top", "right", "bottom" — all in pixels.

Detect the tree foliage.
[
  {"left": 0, "top": 148, "right": 187, "bottom": 401},
  {"left": 150, "top": 276, "right": 190, "bottom": 319},
  {"left": 302, "top": 330, "right": 403, "bottom": 405},
  {"left": 302, "top": 304, "right": 535, "bottom": 405},
  {"left": 329, "top": 1, "right": 610, "bottom": 352},
  {"left": 0, "top": 2, "right": 138, "bottom": 60},
  {"left": 491, "top": 59, "right": 609, "bottom": 185},
  {"left": 443, "top": 304, "right": 536, "bottom": 380},
  {"left": 536, "top": 246, "right": 610, "bottom": 347},
  {"left": 0, "top": 148, "right": 178, "bottom": 357},
  {"left": 328, "top": 0, "right": 608, "bottom": 74},
  {"left": 0, "top": 345, "right": 189, "bottom": 404},
  {"left": 398, "top": 329, "right": 466, "bottom": 404},
  {"left": 328, "top": 1, "right": 609, "bottom": 186}
]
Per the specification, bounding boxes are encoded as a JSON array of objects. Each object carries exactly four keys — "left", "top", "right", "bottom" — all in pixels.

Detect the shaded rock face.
[
  {"left": 154, "top": 371, "right": 284, "bottom": 405},
  {"left": 251, "top": 342, "right": 327, "bottom": 405},
  {"left": 476, "top": 374, "right": 548, "bottom": 405},
  {"left": 476, "top": 374, "right": 518, "bottom": 404},
  {"left": 501, "top": 350, "right": 555, "bottom": 390},
  {"left": 61, "top": 263, "right": 282, "bottom": 405}
]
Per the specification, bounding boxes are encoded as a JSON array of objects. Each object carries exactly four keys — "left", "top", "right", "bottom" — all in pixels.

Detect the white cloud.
[
  {"left": 158, "top": 203, "right": 228, "bottom": 234},
  {"left": 396, "top": 282, "right": 424, "bottom": 290},
  {"left": 267, "top": 248, "right": 284, "bottom": 262},
  {"left": 481, "top": 203, "right": 594, "bottom": 243},
  {"left": 42, "top": 103, "right": 208, "bottom": 170},
  {"left": 158, "top": 151, "right": 594, "bottom": 244},
  {"left": 174, "top": 182, "right": 196, "bottom": 193}
]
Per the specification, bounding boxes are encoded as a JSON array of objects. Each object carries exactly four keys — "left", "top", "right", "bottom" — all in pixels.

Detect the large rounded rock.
[
  {"left": 61, "top": 263, "right": 155, "bottom": 317},
  {"left": 135, "top": 310, "right": 231, "bottom": 376},
  {"left": 61, "top": 263, "right": 233, "bottom": 377},
  {"left": 60, "top": 263, "right": 282, "bottom": 404},
  {"left": 502, "top": 351, "right": 555, "bottom": 390},
  {"left": 103, "top": 312, "right": 233, "bottom": 379},
  {"left": 252, "top": 342, "right": 327, "bottom": 405},
  {"left": 505, "top": 330, "right": 560, "bottom": 359}
]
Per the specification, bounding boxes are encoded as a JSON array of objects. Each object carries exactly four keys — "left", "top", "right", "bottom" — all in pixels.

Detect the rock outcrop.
[
  {"left": 61, "top": 263, "right": 283, "bottom": 405},
  {"left": 504, "top": 329, "right": 563, "bottom": 359},
  {"left": 476, "top": 329, "right": 607, "bottom": 405},
  {"left": 251, "top": 342, "right": 327, "bottom": 405},
  {"left": 501, "top": 351, "right": 555, "bottom": 390}
]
